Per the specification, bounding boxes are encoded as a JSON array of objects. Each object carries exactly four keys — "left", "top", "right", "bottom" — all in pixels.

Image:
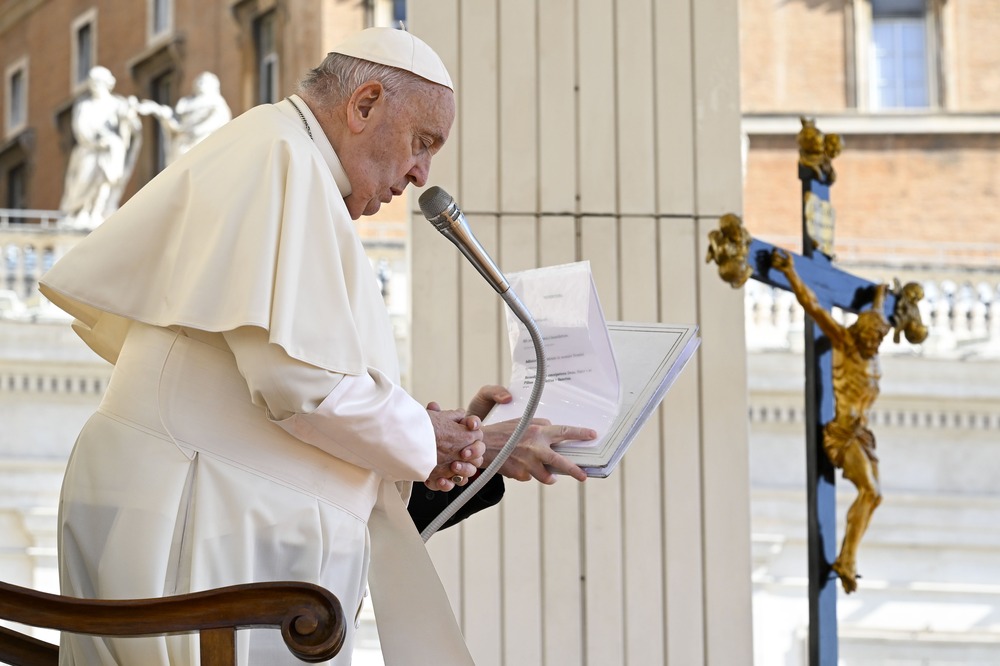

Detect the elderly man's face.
[{"left": 342, "top": 81, "right": 455, "bottom": 219}]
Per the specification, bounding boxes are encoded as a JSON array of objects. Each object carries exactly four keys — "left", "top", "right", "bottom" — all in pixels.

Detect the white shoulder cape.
[{"left": 40, "top": 97, "right": 396, "bottom": 380}]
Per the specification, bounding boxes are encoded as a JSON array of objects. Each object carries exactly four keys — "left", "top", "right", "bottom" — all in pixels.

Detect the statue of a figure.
[
  {"left": 772, "top": 248, "right": 891, "bottom": 594},
  {"left": 60, "top": 66, "right": 146, "bottom": 230},
  {"left": 148, "top": 72, "right": 232, "bottom": 165},
  {"left": 797, "top": 117, "right": 842, "bottom": 185},
  {"left": 706, "top": 213, "right": 754, "bottom": 288}
]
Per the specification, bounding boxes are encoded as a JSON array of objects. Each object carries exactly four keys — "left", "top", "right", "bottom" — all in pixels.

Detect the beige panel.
[
  {"left": 408, "top": 1, "right": 460, "bottom": 196},
  {"left": 579, "top": 217, "right": 625, "bottom": 665},
  {"left": 577, "top": 0, "right": 617, "bottom": 214},
  {"left": 409, "top": 225, "right": 461, "bottom": 405},
  {"left": 500, "top": 482, "right": 543, "bottom": 663},
  {"left": 615, "top": 1, "right": 658, "bottom": 216},
  {"left": 696, "top": 215, "right": 754, "bottom": 666},
  {"left": 538, "top": 0, "right": 579, "bottom": 214},
  {"left": 459, "top": 214, "right": 504, "bottom": 398},
  {"left": 538, "top": 215, "right": 584, "bottom": 666},
  {"left": 459, "top": 0, "right": 499, "bottom": 211},
  {"left": 460, "top": 215, "right": 507, "bottom": 400},
  {"left": 498, "top": 0, "right": 538, "bottom": 213},
  {"left": 654, "top": 0, "right": 696, "bottom": 215},
  {"left": 618, "top": 217, "right": 666, "bottom": 664},
  {"left": 461, "top": 504, "right": 503, "bottom": 665},
  {"left": 659, "top": 217, "right": 707, "bottom": 665},
  {"left": 497, "top": 214, "right": 544, "bottom": 663},
  {"left": 692, "top": 0, "right": 744, "bottom": 216},
  {"left": 458, "top": 212, "right": 504, "bottom": 661},
  {"left": 496, "top": 215, "right": 538, "bottom": 274}
]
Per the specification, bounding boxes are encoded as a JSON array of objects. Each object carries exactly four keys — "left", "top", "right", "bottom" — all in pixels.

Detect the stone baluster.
[
  {"left": 990, "top": 283, "right": 1000, "bottom": 345},
  {"left": 953, "top": 283, "right": 974, "bottom": 340},
  {"left": 969, "top": 282, "right": 989, "bottom": 340}
]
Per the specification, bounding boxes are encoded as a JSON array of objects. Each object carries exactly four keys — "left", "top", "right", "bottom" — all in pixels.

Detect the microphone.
[
  {"left": 418, "top": 186, "right": 509, "bottom": 294},
  {"left": 416, "top": 186, "right": 548, "bottom": 541}
]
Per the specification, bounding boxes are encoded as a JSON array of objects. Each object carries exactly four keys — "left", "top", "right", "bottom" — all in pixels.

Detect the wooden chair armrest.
[{"left": 0, "top": 580, "right": 345, "bottom": 666}]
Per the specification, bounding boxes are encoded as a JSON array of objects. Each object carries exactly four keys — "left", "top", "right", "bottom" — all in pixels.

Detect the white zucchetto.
[{"left": 330, "top": 27, "right": 453, "bottom": 90}]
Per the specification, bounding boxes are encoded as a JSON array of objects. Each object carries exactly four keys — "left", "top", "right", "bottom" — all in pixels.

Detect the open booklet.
[{"left": 483, "top": 261, "right": 700, "bottom": 478}]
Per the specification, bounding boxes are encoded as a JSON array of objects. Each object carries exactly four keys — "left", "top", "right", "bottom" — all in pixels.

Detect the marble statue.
[
  {"left": 148, "top": 72, "right": 232, "bottom": 165},
  {"left": 60, "top": 66, "right": 148, "bottom": 230}
]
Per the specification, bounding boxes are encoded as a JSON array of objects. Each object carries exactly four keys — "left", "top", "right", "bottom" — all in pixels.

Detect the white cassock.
[{"left": 40, "top": 96, "right": 474, "bottom": 666}]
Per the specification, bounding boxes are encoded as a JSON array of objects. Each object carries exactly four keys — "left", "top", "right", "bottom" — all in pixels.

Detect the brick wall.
[
  {"left": 0, "top": 0, "right": 372, "bottom": 213},
  {"left": 740, "top": 0, "right": 1000, "bottom": 268},
  {"left": 740, "top": 0, "right": 849, "bottom": 113},
  {"left": 745, "top": 133, "right": 1000, "bottom": 246}
]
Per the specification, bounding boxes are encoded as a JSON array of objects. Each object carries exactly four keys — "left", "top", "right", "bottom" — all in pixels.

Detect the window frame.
[
  {"left": 70, "top": 9, "right": 98, "bottom": 94},
  {"left": 4, "top": 56, "right": 28, "bottom": 138},
  {"left": 852, "top": 0, "right": 942, "bottom": 112},
  {"left": 148, "top": 0, "right": 174, "bottom": 44},
  {"left": 253, "top": 10, "right": 279, "bottom": 105}
]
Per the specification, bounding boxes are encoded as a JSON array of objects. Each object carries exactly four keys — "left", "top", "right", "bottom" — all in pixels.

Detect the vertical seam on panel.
[
  {"left": 689, "top": 3, "right": 701, "bottom": 220},
  {"left": 611, "top": 2, "right": 629, "bottom": 664},
  {"left": 534, "top": 3, "right": 546, "bottom": 664},
  {"left": 490, "top": 3, "right": 508, "bottom": 663},
  {"left": 572, "top": 0, "right": 588, "bottom": 661},
  {"left": 651, "top": 0, "right": 662, "bottom": 219}
]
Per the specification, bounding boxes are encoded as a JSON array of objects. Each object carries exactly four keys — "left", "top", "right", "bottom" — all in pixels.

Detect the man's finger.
[
  {"left": 540, "top": 451, "right": 588, "bottom": 482},
  {"left": 550, "top": 426, "right": 598, "bottom": 443}
]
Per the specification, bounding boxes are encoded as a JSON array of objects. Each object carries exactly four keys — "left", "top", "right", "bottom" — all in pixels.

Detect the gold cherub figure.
[
  {"left": 706, "top": 213, "right": 754, "bottom": 288},
  {"left": 771, "top": 248, "right": 891, "bottom": 594},
  {"left": 891, "top": 278, "right": 929, "bottom": 344},
  {"left": 798, "top": 117, "right": 843, "bottom": 184}
]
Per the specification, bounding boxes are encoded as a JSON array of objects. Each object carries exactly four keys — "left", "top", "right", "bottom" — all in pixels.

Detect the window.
[
  {"left": 869, "top": 0, "right": 930, "bottom": 109},
  {"left": 149, "top": 0, "right": 173, "bottom": 41},
  {"left": 4, "top": 57, "right": 28, "bottom": 137},
  {"left": 371, "top": 0, "right": 406, "bottom": 28},
  {"left": 71, "top": 10, "right": 97, "bottom": 90},
  {"left": 7, "top": 162, "right": 27, "bottom": 210},
  {"left": 254, "top": 11, "right": 278, "bottom": 104},
  {"left": 852, "top": 0, "right": 940, "bottom": 111},
  {"left": 151, "top": 70, "right": 174, "bottom": 173}
]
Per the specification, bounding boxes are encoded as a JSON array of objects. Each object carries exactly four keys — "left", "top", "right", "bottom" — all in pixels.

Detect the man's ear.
[{"left": 346, "top": 81, "right": 384, "bottom": 133}]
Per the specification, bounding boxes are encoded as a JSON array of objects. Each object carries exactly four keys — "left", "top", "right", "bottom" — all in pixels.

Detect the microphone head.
[{"left": 418, "top": 186, "right": 454, "bottom": 220}]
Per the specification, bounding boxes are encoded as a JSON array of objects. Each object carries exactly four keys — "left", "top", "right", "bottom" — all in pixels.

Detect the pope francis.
[{"left": 40, "top": 28, "right": 490, "bottom": 666}]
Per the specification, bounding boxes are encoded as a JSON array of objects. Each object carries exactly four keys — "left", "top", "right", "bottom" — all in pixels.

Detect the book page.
[{"left": 484, "top": 261, "right": 620, "bottom": 448}]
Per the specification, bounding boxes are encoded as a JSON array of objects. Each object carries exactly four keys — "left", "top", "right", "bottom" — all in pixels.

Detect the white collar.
[{"left": 278, "top": 95, "right": 353, "bottom": 197}]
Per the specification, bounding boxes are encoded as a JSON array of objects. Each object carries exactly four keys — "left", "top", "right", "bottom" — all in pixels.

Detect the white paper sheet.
[{"left": 484, "top": 261, "right": 621, "bottom": 449}]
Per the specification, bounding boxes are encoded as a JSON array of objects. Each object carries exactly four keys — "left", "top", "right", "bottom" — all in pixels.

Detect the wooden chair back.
[{"left": 0, "top": 580, "right": 345, "bottom": 665}]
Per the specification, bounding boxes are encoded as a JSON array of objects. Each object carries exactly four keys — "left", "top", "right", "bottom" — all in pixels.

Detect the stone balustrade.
[
  {"left": 0, "top": 210, "right": 85, "bottom": 319},
  {"left": 745, "top": 271, "right": 1000, "bottom": 359},
  {"left": 3, "top": 216, "right": 999, "bottom": 359}
]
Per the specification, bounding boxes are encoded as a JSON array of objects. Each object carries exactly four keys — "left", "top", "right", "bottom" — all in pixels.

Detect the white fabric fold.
[
  {"left": 273, "top": 370, "right": 437, "bottom": 482},
  {"left": 368, "top": 481, "right": 475, "bottom": 665},
  {"left": 223, "top": 324, "right": 437, "bottom": 481},
  {"left": 40, "top": 97, "right": 393, "bottom": 377}
]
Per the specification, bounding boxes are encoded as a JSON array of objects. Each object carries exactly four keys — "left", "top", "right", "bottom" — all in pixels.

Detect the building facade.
[{"left": 740, "top": 0, "right": 1000, "bottom": 663}]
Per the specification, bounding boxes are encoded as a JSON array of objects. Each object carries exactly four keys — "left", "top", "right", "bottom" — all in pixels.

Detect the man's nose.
[{"left": 407, "top": 154, "right": 431, "bottom": 188}]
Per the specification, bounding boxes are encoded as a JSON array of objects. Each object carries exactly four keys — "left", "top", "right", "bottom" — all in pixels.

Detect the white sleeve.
[{"left": 223, "top": 326, "right": 436, "bottom": 482}]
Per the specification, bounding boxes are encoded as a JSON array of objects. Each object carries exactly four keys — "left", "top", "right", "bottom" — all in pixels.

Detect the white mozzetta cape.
[{"left": 41, "top": 97, "right": 393, "bottom": 378}]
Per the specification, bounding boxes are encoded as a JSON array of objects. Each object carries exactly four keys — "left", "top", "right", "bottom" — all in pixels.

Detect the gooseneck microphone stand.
[{"left": 417, "top": 186, "right": 547, "bottom": 541}]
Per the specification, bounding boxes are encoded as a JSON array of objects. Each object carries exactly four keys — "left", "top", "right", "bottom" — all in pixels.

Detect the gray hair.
[{"left": 298, "top": 53, "right": 424, "bottom": 106}]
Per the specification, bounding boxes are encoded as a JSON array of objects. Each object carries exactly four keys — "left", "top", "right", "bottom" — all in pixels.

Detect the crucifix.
[{"left": 706, "top": 118, "right": 928, "bottom": 665}]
